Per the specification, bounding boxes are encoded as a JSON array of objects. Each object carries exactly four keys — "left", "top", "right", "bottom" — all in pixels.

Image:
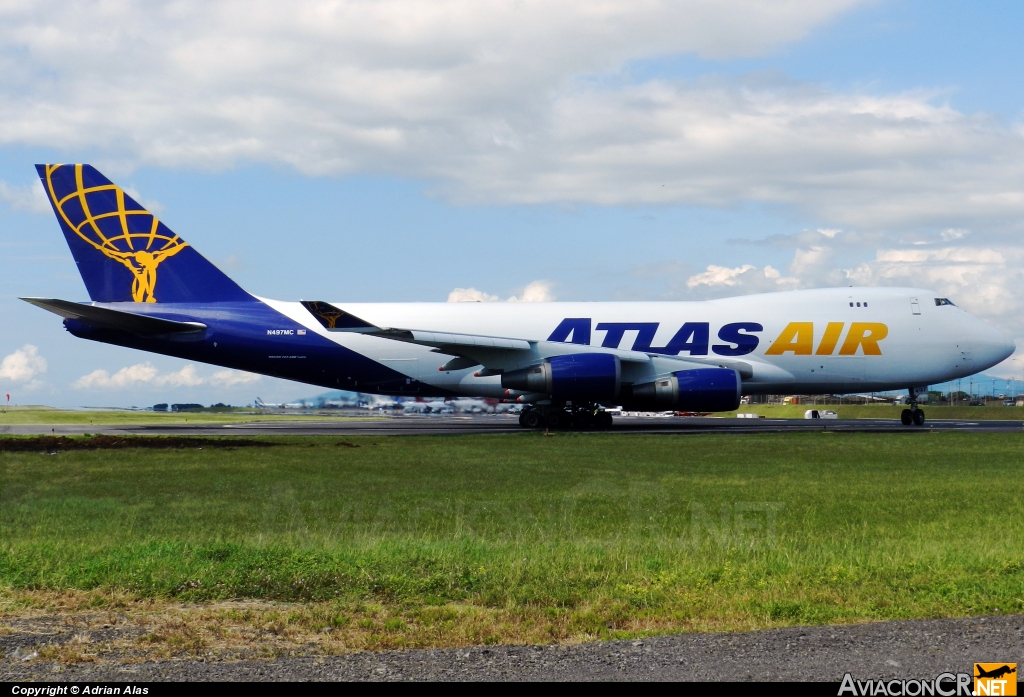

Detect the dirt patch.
[
  {"left": 0, "top": 608, "right": 1019, "bottom": 681},
  {"left": 0, "top": 435, "right": 278, "bottom": 452}
]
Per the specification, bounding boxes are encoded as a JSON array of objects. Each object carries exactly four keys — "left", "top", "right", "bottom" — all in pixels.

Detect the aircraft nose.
[
  {"left": 974, "top": 319, "right": 1016, "bottom": 369},
  {"left": 1002, "top": 334, "right": 1016, "bottom": 362}
]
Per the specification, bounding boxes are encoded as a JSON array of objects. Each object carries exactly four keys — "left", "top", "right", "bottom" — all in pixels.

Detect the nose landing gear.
[{"left": 901, "top": 387, "right": 926, "bottom": 426}]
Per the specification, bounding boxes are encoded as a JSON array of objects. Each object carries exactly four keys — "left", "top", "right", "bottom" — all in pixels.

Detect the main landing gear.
[
  {"left": 518, "top": 405, "right": 613, "bottom": 430},
  {"left": 900, "top": 387, "right": 926, "bottom": 427}
]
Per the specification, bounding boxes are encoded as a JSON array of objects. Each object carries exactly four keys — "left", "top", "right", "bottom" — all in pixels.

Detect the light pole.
[{"left": 1013, "top": 358, "right": 1024, "bottom": 402}]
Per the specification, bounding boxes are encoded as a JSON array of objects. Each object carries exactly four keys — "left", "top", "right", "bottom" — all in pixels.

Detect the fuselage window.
[
  {"left": 856, "top": 302, "right": 861, "bottom": 307},
  {"left": 863, "top": 302, "right": 868, "bottom": 307},
  {"left": 849, "top": 302, "right": 853, "bottom": 307}
]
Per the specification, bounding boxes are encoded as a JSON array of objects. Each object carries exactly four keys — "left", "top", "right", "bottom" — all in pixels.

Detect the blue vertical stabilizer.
[{"left": 36, "top": 164, "right": 253, "bottom": 303}]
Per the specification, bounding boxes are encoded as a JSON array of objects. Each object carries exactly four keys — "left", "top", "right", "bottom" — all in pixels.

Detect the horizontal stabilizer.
[{"left": 20, "top": 298, "right": 206, "bottom": 335}]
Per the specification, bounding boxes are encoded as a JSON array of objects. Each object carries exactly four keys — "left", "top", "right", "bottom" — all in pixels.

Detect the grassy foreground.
[{"left": 1, "top": 432, "right": 1023, "bottom": 655}]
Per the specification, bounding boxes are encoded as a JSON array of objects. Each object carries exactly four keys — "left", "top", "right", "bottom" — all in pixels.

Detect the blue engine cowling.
[
  {"left": 501, "top": 353, "right": 621, "bottom": 401},
  {"left": 630, "top": 367, "right": 740, "bottom": 412}
]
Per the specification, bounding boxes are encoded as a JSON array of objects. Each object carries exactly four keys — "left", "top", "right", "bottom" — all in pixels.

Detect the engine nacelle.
[
  {"left": 630, "top": 367, "right": 741, "bottom": 412},
  {"left": 501, "top": 353, "right": 621, "bottom": 401}
]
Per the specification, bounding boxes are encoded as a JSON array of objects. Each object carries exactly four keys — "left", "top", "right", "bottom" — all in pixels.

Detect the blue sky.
[{"left": 2, "top": 0, "right": 1023, "bottom": 407}]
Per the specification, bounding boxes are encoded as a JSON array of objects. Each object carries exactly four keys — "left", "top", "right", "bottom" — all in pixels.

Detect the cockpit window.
[{"left": 934, "top": 298, "right": 955, "bottom": 306}]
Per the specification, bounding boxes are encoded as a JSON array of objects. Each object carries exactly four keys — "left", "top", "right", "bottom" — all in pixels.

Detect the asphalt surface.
[
  {"left": 3, "top": 414, "right": 1023, "bottom": 436},
  {"left": 3, "top": 615, "right": 1020, "bottom": 681}
]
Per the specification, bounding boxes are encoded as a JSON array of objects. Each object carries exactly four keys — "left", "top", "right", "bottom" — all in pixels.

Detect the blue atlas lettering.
[
  {"left": 595, "top": 322, "right": 659, "bottom": 350},
  {"left": 712, "top": 322, "right": 762, "bottom": 356},
  {"left": 644, "top": 322, "right": 710, "bottom": 356},
  {"left": 548, "top": 318, "right": 591, "bottom": 345}
]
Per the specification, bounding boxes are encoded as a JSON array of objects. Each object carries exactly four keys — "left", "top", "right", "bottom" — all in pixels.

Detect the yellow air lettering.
[
  {"left": 765, "top": 322, "right": 814, "bottom": 355},
  {"left": 838, "top": 322, "right": 888, "bottom": 355},
  {"left": 816, "top": 322, "right": 845, "bottom": 355}
]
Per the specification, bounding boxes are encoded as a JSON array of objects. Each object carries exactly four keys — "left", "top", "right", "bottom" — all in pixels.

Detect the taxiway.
[{"left": 2, "top": 414, "right": 1021, "bottom": 437}]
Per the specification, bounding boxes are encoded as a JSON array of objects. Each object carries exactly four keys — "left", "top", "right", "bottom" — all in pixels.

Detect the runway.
[{"left": 3, "top": 414, "right": 1023, "bottom": 436}]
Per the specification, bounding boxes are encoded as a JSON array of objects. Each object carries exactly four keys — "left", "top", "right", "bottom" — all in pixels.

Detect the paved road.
[
  {"left": 2, "top": 414, "right": 1022, "bottom": 436},
  {"left": 3, "top": 615, "right": 1021, "bottom": 681}
]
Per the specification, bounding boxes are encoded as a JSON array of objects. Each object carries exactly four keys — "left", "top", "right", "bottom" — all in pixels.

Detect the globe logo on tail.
[{"left": 43, "top": 164, "right": 188, "bottom": 303}]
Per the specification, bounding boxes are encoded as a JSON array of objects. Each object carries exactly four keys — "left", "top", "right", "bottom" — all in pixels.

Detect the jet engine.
[
  {"left": 629, "top": 367, "right": 740, "bottom": 412},
  {"left": 501, "top": 354, "right": 621, "bottom": 401}
]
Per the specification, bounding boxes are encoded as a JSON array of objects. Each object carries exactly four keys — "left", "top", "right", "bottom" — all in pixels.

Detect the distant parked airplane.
[{"left": 23, "top": 165, "right": 1014, "bottom": 429}]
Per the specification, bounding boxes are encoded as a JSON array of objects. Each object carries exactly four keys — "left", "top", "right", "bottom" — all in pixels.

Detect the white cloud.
[
  {"left": 209, "top": 369, "right": 261, "bottom": 387},
  {"left": 0, "top": 180, "right": 49, "bottom": 213},
  {"left": 686, "top": 264, "right": 798, "bottom": 293},
  {"left": 157, "top": 365, "right": 205, "bottom": 387},
  {"left": 680, "top": 235, "right": 1024, "bottom": 340},
  {"left": 847, "top": 245, "right": 1024, "bottom": 330},
  {"left": 73, "top": 363, "right": 158, "bottom": 389},
  {"left": 508, "top": 280, "right": 556, "bottom": 302},
  {"left": 687, "top": 264, "right": 755, "bottom": 288},
  {"left": 789, "top": 246, "right": 835, "bottom": 279},
  {"left": 71, "top": 362, "right": 241, "bottom": 389},
  {"left": 473, "top": 82, "right": 1024, "bottom": 229},
  {"left": 0, "top": 2, "right": 1020, "bottom": 237},
  {"left": 18, "top": 1, "right": 1024, "bottom": 231},
  {"left": 0, "top": 344, "right": 47, "bottom": 382},
  {"left": 447, "top": 287, "right": 500, "bottom": 303},
  {"left": 744, "top": 227, "right": 887, "bottom": 250},
  {"left": 447, "top": 280, "right": 555, "bottom": 303}
]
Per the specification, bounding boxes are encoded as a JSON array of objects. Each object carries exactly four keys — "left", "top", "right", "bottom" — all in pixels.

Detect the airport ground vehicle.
[
  {"left": 804, "top": 409, "right": 838, "bottom": 420},
  {"left": 23, "top": 165, "right": 1015, "bottom": 429}
]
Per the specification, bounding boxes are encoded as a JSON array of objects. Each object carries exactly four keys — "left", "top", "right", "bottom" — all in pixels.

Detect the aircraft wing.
[
  {"left": 21, "top": 298, "right": 207, "bottom": 335},
  {"left": 302, "top": 300, "right": 715, "bottom": 373}
]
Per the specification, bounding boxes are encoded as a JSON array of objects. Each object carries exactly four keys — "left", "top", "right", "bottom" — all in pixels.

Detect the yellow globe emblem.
[{"left": 43, "top": 164, "right": 188, "bottom": 303}]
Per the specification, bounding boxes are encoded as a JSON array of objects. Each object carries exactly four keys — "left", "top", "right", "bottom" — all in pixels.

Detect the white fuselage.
[{"left": 264, "top": 286, "right": 1014, "bottom": 399}]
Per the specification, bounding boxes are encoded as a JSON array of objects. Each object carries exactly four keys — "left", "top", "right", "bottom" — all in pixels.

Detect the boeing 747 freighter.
[{"left": 22, "top": 165, "right": 1015, "bottom": 428}]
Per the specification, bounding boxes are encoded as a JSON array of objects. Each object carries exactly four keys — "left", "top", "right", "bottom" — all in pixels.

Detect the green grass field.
[
  {"left": 0, "top": 406, "right": 374, "bottom": 426},
  {"left": 1, "top": 431, "right": 1023, "bottom": 649},
  {"left": 730, "top": 404, "right": 1024, "bottom": 420}
]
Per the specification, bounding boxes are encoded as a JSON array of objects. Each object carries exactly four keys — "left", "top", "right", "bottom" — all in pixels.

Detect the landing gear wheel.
[
  {"left": 912, "top": 409, "right": 925, "bottom": 426},
  {"left": 544, "top": 411, "right": 564, "bottom": 429},
  {"left": 572, "top": 412, "right": 593, "bottom": 430},
  {"left": 595, "top": 411, "right": 613, "bottom": 429},
  {"left": 901, "top": 409, "right": 913, "bottom": 426},
  {"left": 521, "top": 410, "right": 542, "bottom": 429}
]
